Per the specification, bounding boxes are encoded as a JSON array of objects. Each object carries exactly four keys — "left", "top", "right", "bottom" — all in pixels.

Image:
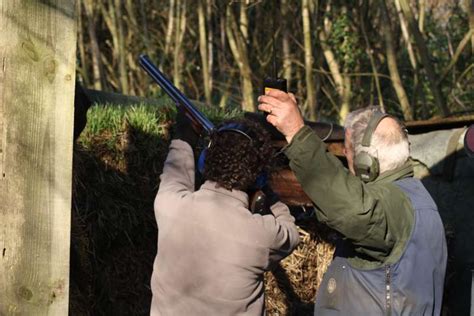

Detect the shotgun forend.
[{"left": 138, "top": 54, "right": 215, "bottom": 134}]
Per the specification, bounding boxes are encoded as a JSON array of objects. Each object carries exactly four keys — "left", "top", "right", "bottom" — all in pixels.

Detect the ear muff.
[
  {"left": 354, "top": 111, "right": 389, "bottom": 182},
  {"left": 354, "top": 151, "right": 380, "bottom": 182},
  {"left": 197, "top": 148, "right": 207, "bottom": 175}
]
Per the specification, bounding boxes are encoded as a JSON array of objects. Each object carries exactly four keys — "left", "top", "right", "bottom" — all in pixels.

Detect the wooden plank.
[
  {"left": 244, "top": 112, "right": 345, "bottom": 142},
  {"left": 0, "top": 1, "right": 76, "bottom": 315},
  {"left": 406, "top": 114, "right": 474, "bottom": 134}
]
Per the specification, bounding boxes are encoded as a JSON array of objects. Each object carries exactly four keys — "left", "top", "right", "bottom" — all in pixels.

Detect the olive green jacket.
[{"left": 285, "top": 126, "right": 414, "bottom": 268}]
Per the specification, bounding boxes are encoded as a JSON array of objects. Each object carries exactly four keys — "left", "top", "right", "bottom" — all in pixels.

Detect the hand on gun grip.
[
  {"left": 261, "top": 184, "right": 280, "bottom": 208},
  {"left": 173, "top": 109, "right": 200, "bottom": 147},
  {"left": 250, "top": 184, "right": 280, "bottom": 215}
]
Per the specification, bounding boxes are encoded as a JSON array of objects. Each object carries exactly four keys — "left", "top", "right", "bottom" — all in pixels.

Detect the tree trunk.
[
  {"left": 394, "top": 0, "right": 419, "bottom": 115},
  {"left": 83, "top": 0, "right": 103, "bottom": 90},
  {"left": 198, "top": 0, "right": 211, "bottom": 104},
  {"left": 394, "top": 0, "right": 418, "bottom": 71},
  {"left": 100, "top": 0, "right": 121, "bottom": 91},
  {"left": 281, "top": 0, "right": 292, "bottom": 88},
  {"left": 114, "top": 0, "right": 129, "bottom": 94},
  {"left": 339, "top": 75, "right": 351, "bottom": 123},
  {"left": 0, "top": 1, "right": 76, "bottom": 314},
  {"left": 163, "top": 0, "right": 176, "bottom": 58},
  {"left": 218, "top": 3, "right": 227, "bottom": 74},
  {"left": 398, "top": 0, "right": 449, "bottom": 116},
  {"left": 302, "top": 0, "right": 317, "bottom": 120},
  {"left": 160, "top": 0, "right": 176, "bottom": 68},
  {"left": 207, "top": 0, "right": 214, "bottom": 98},
  {"left": 379, "top": 0, "right": 413, "bottom": 120},
  {"left": 239, "top": 2, "right": 249, "bottom": 44},
  {"left": 226, "top": 5, "right": 255, "bottom": 112},
  {"left": 418, "top": 0, "right": 425, "bottom": 33},
  {"left": 77, "top": 1, "right": 90, "bottom": 86},
  {"left": 360, "top": 0, "right": 385, "bottom": 112},
  {"left": 318, "top": 2, "right": 351, "bottom": 123},
  {"left": 470, "top": 0, "right": 474, "bottom": 54},
  {"left": 139, "top": 0, "right": 151, "bottom": 55},
  {"left": 173, "top": 0, "right": 187, "bottom": 90}
]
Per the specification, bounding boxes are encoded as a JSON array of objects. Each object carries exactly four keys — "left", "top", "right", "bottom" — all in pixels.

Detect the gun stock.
[{"left": 138, "top": 54, "right": 215, "bottom": 134}]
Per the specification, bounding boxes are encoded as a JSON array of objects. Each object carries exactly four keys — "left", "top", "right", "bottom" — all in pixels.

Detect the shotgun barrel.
[{"left": 138, "top": 54, "right": 215, "bottom": 134}]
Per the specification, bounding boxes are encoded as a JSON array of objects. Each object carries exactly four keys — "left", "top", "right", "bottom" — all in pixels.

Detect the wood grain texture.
[{"left": 0, "top": 1, "right": 76, "bottom": 314}]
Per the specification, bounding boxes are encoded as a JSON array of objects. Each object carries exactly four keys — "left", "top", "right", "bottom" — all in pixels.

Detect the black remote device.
[{"left": 263, "top": 77, "right": 287, "bottom": 94}]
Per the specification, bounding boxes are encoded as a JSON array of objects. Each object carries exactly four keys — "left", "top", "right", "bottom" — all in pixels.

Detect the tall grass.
[
  {"left": 81, "top": 101, "right": 244, "bottom": 139},
  {"left": 82, "top": 103, "right": 171, "bottom": 137}
]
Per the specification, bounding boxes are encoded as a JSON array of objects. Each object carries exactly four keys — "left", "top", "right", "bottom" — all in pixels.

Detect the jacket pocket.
[{"left": 315, "top": 257, "right": 346, "bottom": 311}]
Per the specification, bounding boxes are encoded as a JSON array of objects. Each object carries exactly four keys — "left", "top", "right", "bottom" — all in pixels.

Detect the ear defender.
[
  {"left": 354, "top": 111, "right": 389, "bottom": 182},
  {"left": 197, "top": 148, "right": 208, "bottom": 175}
]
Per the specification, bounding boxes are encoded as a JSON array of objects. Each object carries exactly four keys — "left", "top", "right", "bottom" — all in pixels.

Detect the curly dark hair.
[{"left": 203, "top": 119, "right": 275, "bottom": 191}]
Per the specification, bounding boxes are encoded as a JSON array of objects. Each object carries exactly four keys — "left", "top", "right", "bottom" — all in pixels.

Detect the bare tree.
[
  {"left": 198, "top": 0, "right": 212, "bottom": 104},
  {"left": 74, "top": 0, "right": 470, "bottom": 120},
  {"left": 83, "top": 0, "right": 104, "bottom": 90},
  {"left": 281, "top": 0, "right": 293, "bottom": 89},
  {"left": 163, "top": 0, "right": 176, "bottom": 58},
  {"left": 469, "top": 0, "right": 474, "bottom": 54},
  {"left": 77, "top": 1, "right": 90, "bottom": 86},
  {"left": 398, "top": 0, "right": 449, "bottom": 116},
  {"left": 100, "top": 0, "right": 129, "bottom": 93},
  {"left": 302, "top": 0, "right": 317, "bottom": 120},
  {"left": 207, "top": 0, "right": 214, "bottom": 101},
  {"left": 438, "top": 28, "right": 474, "bottom": 84},
  {"left": 360, "top": 0, "right": 385, "bottom": 112},
  {"left": 318, "top": 1, "right": 352, "bottom": 123},
  {"left": 226, "top": 4, "right": 255, "bottom": 112},
  {"left": 379, "top": 0, "right": 413, "bottom": 120},
  {"left": 173, "top": 0, "right": 187, "bottom": 90}
]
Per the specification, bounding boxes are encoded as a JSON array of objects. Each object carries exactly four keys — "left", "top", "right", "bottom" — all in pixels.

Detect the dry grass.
[{"left": 264, "top": 222, "right": 336, "bottom": 316}]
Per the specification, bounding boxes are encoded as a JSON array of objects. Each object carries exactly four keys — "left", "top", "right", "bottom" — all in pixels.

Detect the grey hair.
[{"left": 344, "top": 106, "right": 409, "bottom": 174}]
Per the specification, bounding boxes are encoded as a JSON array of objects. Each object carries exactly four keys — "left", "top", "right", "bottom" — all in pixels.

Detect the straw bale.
[{"left": 264, "top": 221, "right": 336, "bottom": 316}]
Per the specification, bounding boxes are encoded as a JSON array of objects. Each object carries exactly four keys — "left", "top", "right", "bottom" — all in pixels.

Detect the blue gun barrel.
[{"left": 139, "top": 54, "right": 215, "bottom": 134}]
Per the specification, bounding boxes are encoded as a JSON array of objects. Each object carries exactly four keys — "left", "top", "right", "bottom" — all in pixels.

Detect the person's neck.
[{"left": 373, "top": 162, "right": 414, "bottom": 184}]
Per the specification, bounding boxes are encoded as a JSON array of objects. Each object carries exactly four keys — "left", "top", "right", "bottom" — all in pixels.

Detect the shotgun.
[
  {"left": 138, "top": 54, "right": 214, "bottom": 135},
  {"left": 138, "top": 54, "right": 268, "bottom": 214}
]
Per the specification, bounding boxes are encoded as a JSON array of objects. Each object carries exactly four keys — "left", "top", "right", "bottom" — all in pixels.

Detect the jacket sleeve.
[
  {"left": 284, "top": 126, "right": 398, "bottom": 259},
  {"left": 258, "top": 202, "right": 300, "bottom": 269},
  {"left": 156, "top": 139, "right": 195, "bottom": 199}
]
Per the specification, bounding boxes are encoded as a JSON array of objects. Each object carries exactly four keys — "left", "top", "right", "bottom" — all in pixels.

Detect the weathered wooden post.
[{"left": 0, "top": 1, "right": 77, "bottom": 314}]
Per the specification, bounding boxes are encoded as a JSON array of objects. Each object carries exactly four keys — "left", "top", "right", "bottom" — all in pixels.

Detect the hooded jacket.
[{"left": 150, "top": 139, "right": 300, "bottom": 316}]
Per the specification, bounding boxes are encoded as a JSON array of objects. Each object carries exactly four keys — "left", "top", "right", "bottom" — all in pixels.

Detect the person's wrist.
[{"left": 285, "top": 122, "right": 305, "bottom": 144}]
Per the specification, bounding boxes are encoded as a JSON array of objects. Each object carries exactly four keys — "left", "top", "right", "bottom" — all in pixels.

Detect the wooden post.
[{"left": 0, "top": 1, "right": 76, "bottom": 315}]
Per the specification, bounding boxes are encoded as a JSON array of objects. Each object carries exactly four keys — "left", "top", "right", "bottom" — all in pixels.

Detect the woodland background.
[{"left": 76, "top": 0, "right": 473, "bottom": 123}]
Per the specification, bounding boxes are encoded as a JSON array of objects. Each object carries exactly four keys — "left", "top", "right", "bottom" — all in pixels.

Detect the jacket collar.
[
  {"left": 200, "top": 181, "right": 249, "bottom": 207},
  {"left": 372, "top": 161, "right": 414, "bottom": 184}
]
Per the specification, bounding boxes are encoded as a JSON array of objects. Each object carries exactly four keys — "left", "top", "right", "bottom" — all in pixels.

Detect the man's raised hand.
[{"left": 258, "top": 89, "right": 305, "bottom": 143}]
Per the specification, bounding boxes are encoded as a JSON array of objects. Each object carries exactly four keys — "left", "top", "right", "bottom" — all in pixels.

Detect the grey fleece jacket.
[{"left": 150, "top": 139, "right": 300, "bottom": 316}]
